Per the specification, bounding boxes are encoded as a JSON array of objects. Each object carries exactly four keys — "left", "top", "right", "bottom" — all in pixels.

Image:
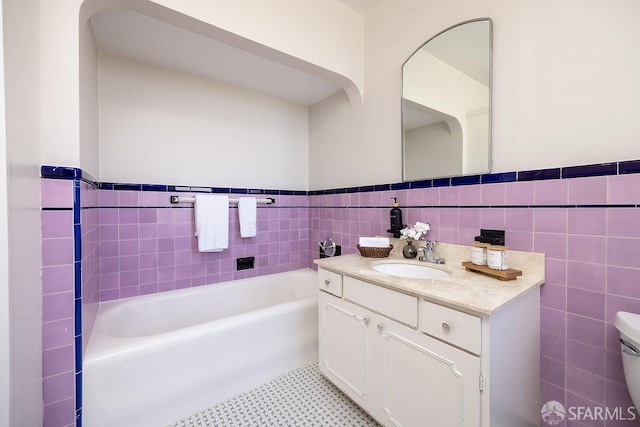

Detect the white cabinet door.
[
  {"left": 373, "top": 317, "right": 481, "bottom": 427},
  {"left": 319, "top": 292, "right": 373, "bottom": 411}
]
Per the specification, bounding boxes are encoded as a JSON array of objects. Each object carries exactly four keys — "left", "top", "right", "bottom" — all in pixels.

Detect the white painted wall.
[
  {"left": 405, "top": 121, "right": 462, "bottom": 179},
  {"left": 0, "top": 4, "right": 9, "bottom": 423},
  {"left": 309, "top": 0, "right": 640, "bottom": 188},
  {"left": 308, "top": 89, "right": 363, "bottom": 190},
  {"left": 80, "top": 18, "right": 99, "bottom": 177},
  {"left": 39, "top": 0, "right": 640, "bottom": 190},
  {"left": 41, "top": 0, "right": 363, "bottom": 172},
  {"left": 1, "top": 0, "right": 43, "bottom": 425},
  {"left": 148, "top": 0, "right": 364, "bottom": 98},
  {"left": 40, "top": 0, "right": 82, "bottom": 168},
  {"left": 99, "top": 53, "right": 310, "bottom": 189}
]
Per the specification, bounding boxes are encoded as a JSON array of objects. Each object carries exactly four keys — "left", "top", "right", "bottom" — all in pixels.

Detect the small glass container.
[
  {"left": 403, "top": 238, "right": 418, "bottom": 259},
  {"left": 470, "top": 242, "right": 490, "bottom": 265},
  {"left": 487, "top": 245, "right": 509, "bottom": 270}
]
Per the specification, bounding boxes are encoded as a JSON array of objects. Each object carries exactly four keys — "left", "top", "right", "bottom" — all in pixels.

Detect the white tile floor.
[{"left": 169, "top": 362, "right": 380, "bottom": 427}]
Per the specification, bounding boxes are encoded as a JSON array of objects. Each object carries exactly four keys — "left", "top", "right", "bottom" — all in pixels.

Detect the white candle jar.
[
  {"left": 487, "top": 245, "right": 509, "bottom": 270},
  {"left": 470, "top": 242, "right": 490, "bottom": 265}
]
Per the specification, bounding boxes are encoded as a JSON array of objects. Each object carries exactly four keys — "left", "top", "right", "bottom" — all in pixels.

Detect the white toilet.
[{"left": 614, "top": 311, "right": 640, "bottom": 409}]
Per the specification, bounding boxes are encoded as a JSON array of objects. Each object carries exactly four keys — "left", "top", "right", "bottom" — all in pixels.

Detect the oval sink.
[{"left": 371, "top": 262, "right": 451, "bottom": 279}]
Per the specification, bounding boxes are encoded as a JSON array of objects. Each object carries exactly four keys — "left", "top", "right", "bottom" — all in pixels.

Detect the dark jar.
[{"left": 402, "top": 239, "right": 418, "bottom": 259}]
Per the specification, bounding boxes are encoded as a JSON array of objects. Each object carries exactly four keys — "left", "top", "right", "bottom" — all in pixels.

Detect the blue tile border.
[
  {"left": 374, "top": 184, "right": 391, "bottom": 192},
  {"left": 451, "top": 175, "right": 481, "bottom": 186},
  {"left": 359, "top": 185, "right": 375, "bottom": 193},
  {"left": 410, "top": 180, "right": 432, "bottom": 189},
  {"left": 481, "top": 171, "right": 517, "bottom": 184},
  {"left": 518, "top": 168, "right": 561, "bottom": 182},
  {"left": 562, "top": 162, "right": 617, "bottom": 179},
  {"left": 619, "top": 160, "right": 640, "bottom": 175},
  {"left": 74, "top": 335, "right": 82, "bottom": 401},
  {"left": 74, "top": 299, "right": 82, "bottom": 337},
  {"left": 41, "top": 166, "right": 306, "bottom": 197},
  {"left": 113, "top": 183, "right": 141, "bottom": 191},
  {"left": 208, "top": 187, "right": 231, "bottom": 194},
  {"left": 72, "top": 177, "right": 83, "bottom": 424},
  {"left": 40, "top": 165, "right": 82, "bottom": 180},
  {"left": 141, "top": 184, "right": 167, "bottom": 192},
  {"left": 42, "top": 157, "right": 640, "bottom": 198},
  {"left": 73, "top": 225, "right": 82, "bottom": 263},
  {"left": 75, "top": 371, "right": 83, "bottom": 415},
  {"left": 74, "top": 262, "right": 81, "bottom": 299},
  {"left": 390, "top": 182, "right": 410, "bottom": 190},
  {"left": 433, "top": 178, "right": 451, "bottom": 188}
]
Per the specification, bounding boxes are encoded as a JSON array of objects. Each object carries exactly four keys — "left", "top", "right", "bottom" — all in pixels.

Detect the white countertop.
[{"left": 314, "top": 241, "right": 545, "bottom": 316}]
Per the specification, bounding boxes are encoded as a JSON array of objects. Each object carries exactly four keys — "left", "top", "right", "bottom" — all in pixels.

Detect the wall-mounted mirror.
[{"left": 402, "top": 18, "right": 492, "bottom": 181}]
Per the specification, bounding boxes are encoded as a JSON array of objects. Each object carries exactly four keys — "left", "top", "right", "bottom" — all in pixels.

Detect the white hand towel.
[
  {"left": 358, "top": 237, "right": 390, "bottom": 247},
  {"left": 238, "top": 197, "right": 257, "bottom": 238},
  {"left": 194, "top": 195, "right": 229, "bottom": 252}
]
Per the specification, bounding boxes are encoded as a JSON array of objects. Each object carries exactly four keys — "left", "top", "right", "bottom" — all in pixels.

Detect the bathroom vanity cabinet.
[{"left": 317, "top": 257, "right": 542, "bottom": 427}]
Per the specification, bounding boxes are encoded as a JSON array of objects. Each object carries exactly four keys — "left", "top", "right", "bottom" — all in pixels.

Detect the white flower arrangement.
[{"left": 400, "top": 221, "right": 430, "bottom": 240}]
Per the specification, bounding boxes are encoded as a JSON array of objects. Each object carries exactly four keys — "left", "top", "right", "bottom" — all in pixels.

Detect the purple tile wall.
[
  {"left": 41, "top": 178, "right": 76, "bottom": 427},
  {"left": 41, "top": 177, "right": 310, "bottom": 426},
  {"left": 81, "top": 181, "right": 100, "bottom": 356},
  {"left": 41, "top": 178, "right": 100, "bottom": 427},
  {"left": 41, "top": 168, "right": 640, "bottom": 426},
  {"left": 97, "top": 191, "right": 309, "bottom": 301},
  {"left": 310, "top": 174, "right": 640, "bottom": 425}
]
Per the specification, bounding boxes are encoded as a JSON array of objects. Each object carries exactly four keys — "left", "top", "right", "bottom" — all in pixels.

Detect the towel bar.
[{"left": 170, "top": 195, "right": 275, "bottom": 205}]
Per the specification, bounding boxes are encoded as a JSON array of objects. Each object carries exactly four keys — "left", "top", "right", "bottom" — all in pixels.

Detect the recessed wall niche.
[{"left": 89, "top": 7, "right": 352, "bottom": 190}]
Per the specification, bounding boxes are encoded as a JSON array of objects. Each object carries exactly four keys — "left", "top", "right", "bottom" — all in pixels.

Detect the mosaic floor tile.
[{"left": 168, "top": 362, "right": 380, "bottom": 427}]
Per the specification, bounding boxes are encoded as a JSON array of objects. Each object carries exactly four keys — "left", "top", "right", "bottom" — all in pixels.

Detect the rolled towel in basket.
[{"left": 358, "top": 237, "right": 390, "bottom": 248}]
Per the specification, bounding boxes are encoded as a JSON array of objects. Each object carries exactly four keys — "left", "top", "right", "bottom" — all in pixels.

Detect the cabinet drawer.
[
  {"left": 343, "top": 277, "right": 418, "bottom": 327},
  {"left": 318, "top": 268, "right": 343, "bottom": 297},
  {"left": 420, "top": 300, "right": 481, "bottom": 355}
]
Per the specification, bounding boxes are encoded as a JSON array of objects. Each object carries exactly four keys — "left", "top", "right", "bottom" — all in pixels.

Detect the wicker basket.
[{"left": 357, "top": 244, "right": 393, "bottom": 258}]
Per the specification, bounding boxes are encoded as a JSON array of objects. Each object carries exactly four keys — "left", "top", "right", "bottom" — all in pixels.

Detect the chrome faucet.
[{"left": 418, "top": 240, "right": 445, "bottom": 264}]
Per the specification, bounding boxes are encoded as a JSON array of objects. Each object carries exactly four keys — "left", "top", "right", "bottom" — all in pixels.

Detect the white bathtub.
[{"left": 83, "top": 269, "right": 319, "bottom": 427}]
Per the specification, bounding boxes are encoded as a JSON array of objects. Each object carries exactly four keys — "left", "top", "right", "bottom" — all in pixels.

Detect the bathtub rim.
[
  {"left": 100, "top": 268, "right": 317, "bottom": 308},
  {"left": 85, "top": 268, "right": 319, "bottom": 364}
]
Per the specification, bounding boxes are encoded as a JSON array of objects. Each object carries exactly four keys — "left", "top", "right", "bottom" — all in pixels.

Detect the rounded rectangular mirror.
[{"left": 402, "top": 18, "right": 492, "bottom": 181}]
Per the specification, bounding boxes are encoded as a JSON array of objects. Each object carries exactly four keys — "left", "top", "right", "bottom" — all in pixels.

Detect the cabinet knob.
[
  {"left": 442, "top": 322, "right": 450, "bottom": 332},
  {"left": 377, "top": 324, "right": 384, "bottom": 332},
  {"left": 324, "top": 279, "right": 330, "bottom": 286},
  {"left": 351, "top": 314, "right": 369, "bottom": 327}
]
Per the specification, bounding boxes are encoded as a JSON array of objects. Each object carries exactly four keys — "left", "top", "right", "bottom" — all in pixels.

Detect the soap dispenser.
[{"left": 387, "top": 197, "right": 404, "bottom": 238}]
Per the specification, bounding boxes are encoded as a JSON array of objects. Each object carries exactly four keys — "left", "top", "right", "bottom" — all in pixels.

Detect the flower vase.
[{"left": 403, "top": 239, "right": 418, "bottom": 259}]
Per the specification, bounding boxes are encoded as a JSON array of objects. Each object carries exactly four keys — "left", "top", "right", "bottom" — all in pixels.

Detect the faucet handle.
[{"left": 417, "top": 246, "right": 427, "bottom": 261}]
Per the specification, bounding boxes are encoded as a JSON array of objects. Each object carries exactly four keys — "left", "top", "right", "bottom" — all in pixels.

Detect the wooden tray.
[{"left": 461, "top": 261, "right": 522, "bottom": 281}]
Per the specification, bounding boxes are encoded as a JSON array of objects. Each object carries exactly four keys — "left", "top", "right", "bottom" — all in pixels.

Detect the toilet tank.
[{"left": 614, "top": 311, "right": 640, "bottom": 410}]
